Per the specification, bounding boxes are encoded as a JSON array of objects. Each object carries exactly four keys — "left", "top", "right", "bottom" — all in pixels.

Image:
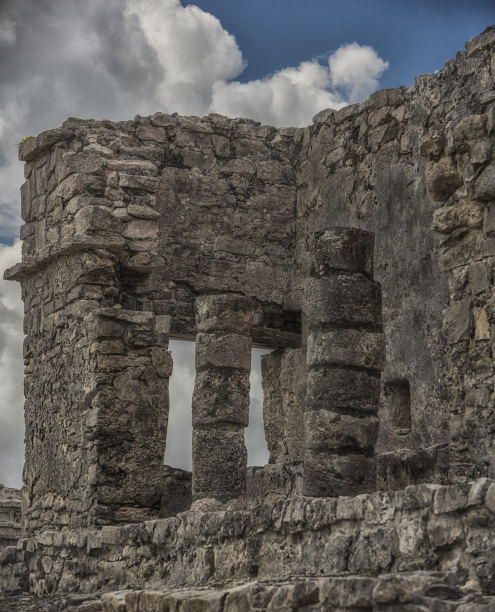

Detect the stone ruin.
[{"left": 1, "top": 25, "right": 495, "bottom": 612}]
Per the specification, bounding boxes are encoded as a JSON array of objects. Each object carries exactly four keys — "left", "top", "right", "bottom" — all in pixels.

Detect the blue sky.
[{"left": 185, "top": 0, "right": 495, "bottom": 88}]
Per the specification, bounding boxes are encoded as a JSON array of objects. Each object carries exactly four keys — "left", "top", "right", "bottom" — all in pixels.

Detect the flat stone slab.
[{"left": 3, "top": 572, "right": 494, "bottom": 611}]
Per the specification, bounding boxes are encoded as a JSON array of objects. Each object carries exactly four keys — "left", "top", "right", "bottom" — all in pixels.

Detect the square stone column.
[
  {"left": 192, "top": 294, "right": 254, "bottom": 502},
  {"left": 302, "top": 228, "right": 385, "bottom": 497}
]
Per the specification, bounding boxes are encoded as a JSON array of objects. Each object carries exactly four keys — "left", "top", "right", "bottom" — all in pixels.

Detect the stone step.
[
  {"left": 98, "top": 572, "right": 495, "bottom": 611},
  {"left": 3, "top": 572, "right": 493, "bottom": 611}
]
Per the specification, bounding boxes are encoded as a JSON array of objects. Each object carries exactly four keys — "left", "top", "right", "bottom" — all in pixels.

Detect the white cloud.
[
  {"left": 128, "top": 0, "right": 245, "bottom": 115},
  {"left": 0, "top": 0, "right": 389, "bottom": 487},
  {"left": 329, "top": 42, "right": 389, "bottom": 103},
  {"left": 129, "top": 0, "right": 389, "bottom": 126},
  {"left": 210, "top": 45, "right": 388, "bottom": 127},
  {"left": 0, "top": 242, "right": 24, "bottom": 488}
]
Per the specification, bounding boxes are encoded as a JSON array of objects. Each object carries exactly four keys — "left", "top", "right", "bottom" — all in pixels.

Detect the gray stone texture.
[
  {"left": 1, "top": 481, "right": 494, "bottom": 605},
  {"left": 0, "top": 485, "right": 21, "bottom": 548},
  {"left": 191, "top": 294, "right": 254, "bottom": 501},
  {"left": 261, "top": 348, "right": 306, "bottom": 464},
  {"left": 2, "top": 24, "right": 495, "bottom": 611},
  {"left": 302, "top": 228, "right": 383, "bottom": 497}
]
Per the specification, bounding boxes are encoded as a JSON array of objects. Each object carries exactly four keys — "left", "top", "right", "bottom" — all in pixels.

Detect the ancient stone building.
[{"left": 2, "top": 26, "right": 495, "bottom": 611}]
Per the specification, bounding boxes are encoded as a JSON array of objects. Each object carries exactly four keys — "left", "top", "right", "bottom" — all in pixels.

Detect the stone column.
[
  {"left": 302, "top": 228, "right": 385, "bottom": 497},
  {"left": 192, "top": 294, "right": 254, "bottom": 502}
]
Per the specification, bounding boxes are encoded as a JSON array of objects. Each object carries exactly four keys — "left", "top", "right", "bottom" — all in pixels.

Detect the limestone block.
[
  {"left": 453, "top": 114, "right": 487, "bottom": 144},
  {"left": 280, "top": 348, "right": 306, "bottom": 463},
  {"left": 55, "top": 152, "right": 105, "bottom": 184},
  {"left": 307, "top": 329, "right": 386, "bottom": 371},
  {"left": 136, "top": 125, "right": 167, "bottom": 142},
  {"left": 486, "top": 482, "right": 495, "bottom": 513},
  {"left": 306, "top": 367, "right": 380, "bottom": 413},
  {"left": 195, "top": 333, "right": 251, "bottom": 370},
  {"left": 433, "top": 201, "right": 484, "bottom": 233},
  {"left": 75, "top": 206, "right": 124, "bottom": 235},
  {"left": 310, "top": 228, "right": 374, "bottom": 277},
  {"left": 160, "top": 466, "right": 192, "bottom": 518},
  {"left": 119, "top": 174, "right": 158, "bottom": 191},
  {"left": 320, "top": 577, "right": 375, "bottom": 608},
  {"left": 53, "top": 173, "right": 105, "bottom": 201},
  {"left": 305, "top": 410, "right": 379, "bottom": 453},
  {"left": 302, "top": 451, "right": 376, "bottom": 497},
  {"left": 433, "top": 484, "right": 469, "bottom": 514},
  {"left": 261, "top": 350, "right": 284, "bottom": 463},
  {"left": 419, "top": 130, "right": 446, "bottom": 159},
  {"left": 303, "top": 274, "right": 382, "bottom": 329},
  {"left": 19, "top": 126, "right": 74, "bottom": 161},
  {"left": 442, "top": 297, "right": 472, "bottom": 343},
  {"left": 425, "top": 158, "right": 463, "bottom": 202},
  {"left": 107, "top": 159, "right": 158, "bottom": 173},
  {"left": 123, "top": 252, "right": 154, "bottom": 272},
  {"left": 150, "top": 347, "right": 173, "bottom": 378},
  {"left": 126, "top": 204, "right": 160, "bottom": 219},
  {"left": 195, "top": 294, "right": 255, "bottom": 333},
  {"left": 192, "top": 426, "right": 247, "bottom": 501},
  {"left": 475, "top": 163, "right": 495, "bottom": 201},
  {"left": 192, "top": 368, "right": 250, "bottom": 427},
  {"left": 122, "top": 219, "right": 157, "bottom": 240},
  {"left": 471, "top": 139, "right": 492, "bottom": 165}
]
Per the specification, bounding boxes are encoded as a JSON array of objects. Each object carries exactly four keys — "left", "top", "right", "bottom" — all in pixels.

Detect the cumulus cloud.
[
  {"left": 129, "top": 0, "right": 389, "bottom": 126},
  {"left": 0, "top": 0, "right": 388, "bottom": 486},
  {"left": 128, "top": 0, "right": 245, "bottom": 115},
  {"left": 329, "top": 42, "right": 389, "bottom": 103}
]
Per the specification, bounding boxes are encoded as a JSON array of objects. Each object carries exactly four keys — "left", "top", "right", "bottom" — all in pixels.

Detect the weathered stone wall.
[
  {"left": 7, "top": 122, "right": 175, "bottom": 534},
  {"left": 1, "top": 480, "right": 494, "bottom": 597},
  {"left": 0, "top": 485, "right": 21, "bottom": 548},
  {"left": 294, "top": 29, "right": 495, "bottom": 465},
  {"left": 422, "top": 77, "right": 495, "bottom": 482},
  {"left": 5, "top": 26, "right": 495, "bottom": 539}
]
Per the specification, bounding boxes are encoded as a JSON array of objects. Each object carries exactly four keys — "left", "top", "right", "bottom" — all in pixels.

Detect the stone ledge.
[
  {"left": 1, "top": 480, "right": 494, "bottom": 598},
  {"left": 2, "top": 571, "right": 493, "bottom": 611},
  {"left": 99, "top": 572, "right": 495, "bottom": 612},
  {"left": 3, "top": 234, "right": 125, "bottom": 281},
  {"left": 18, "top": 126, "right": 75, "bottom": 162}
]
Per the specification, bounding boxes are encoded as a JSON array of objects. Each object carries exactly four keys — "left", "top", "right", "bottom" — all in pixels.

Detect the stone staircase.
[
  {"left": 99, "top": 573, "right": 495, "bottom": 611},
  {"left": 0, "top": 484, "right": 22, "bottom": 547},
  {"left": 2, "top": 572, "right": 494, "bottom": 611}
]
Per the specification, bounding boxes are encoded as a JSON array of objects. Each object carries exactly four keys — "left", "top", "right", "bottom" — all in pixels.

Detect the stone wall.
[
  {"left": 422, "top": 83, "right": 495, "bottom": 483},
  {"left": 294, "top": 28, "right": 495, "bottom": 465},
  {"left": 1, "top": 480, "right": 494, "bottom": 598},
  {"left": 4, "top": 22, "right": 495, "bottom": 557},
  {"left": 0, "top": 485, "right": 21, "bottom": 548}
]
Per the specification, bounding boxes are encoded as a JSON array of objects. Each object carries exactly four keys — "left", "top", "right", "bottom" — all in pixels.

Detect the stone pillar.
[
  {"left": 192, "top": 294, "right": 254, "bottom": 502},
  {"left": 5, "top": 124, "right": 170, "bottom": 533},
  {"left": 302, "top": 228, "right": 385, "bottom": 497}
]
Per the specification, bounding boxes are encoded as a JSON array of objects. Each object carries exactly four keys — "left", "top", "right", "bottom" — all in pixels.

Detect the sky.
[{"left": 0, "top": 0, "right": 493, "bottom": 488}]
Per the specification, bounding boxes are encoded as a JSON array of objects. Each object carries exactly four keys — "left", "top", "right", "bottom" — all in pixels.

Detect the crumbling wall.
[
  {"left": 294, "top": 28, "right": 495, "bottom": 465},
  {"left": 1, "top": 480, "right": 494, "bottom": 597},
  {"left": 6, "top": 27, "right": 495, "bottom": 537},
  {"left": 0, "top": 485, "right": 21, "bottom": 548}
]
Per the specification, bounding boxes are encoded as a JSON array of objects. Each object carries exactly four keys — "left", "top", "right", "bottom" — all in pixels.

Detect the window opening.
[
  {"left": 246, "top": 348, "right": 271, "bottom": 466},
  {"left": 164, "top": 339, "right": 195, "bottom": 470},
  {"left": 383, "top": 379, "right": 412, "bottom": 434}
]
